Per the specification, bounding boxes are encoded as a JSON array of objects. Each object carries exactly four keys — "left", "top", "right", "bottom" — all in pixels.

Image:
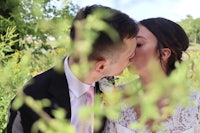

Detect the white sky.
[{"left": 72, "top": 0, "right": 200, "bottom": 22}]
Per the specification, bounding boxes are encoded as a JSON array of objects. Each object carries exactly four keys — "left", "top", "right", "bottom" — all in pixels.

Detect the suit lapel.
[
  {"left": 48, "top": 68, "right": 71, "bottom": 119},
  {"left": 47, "top": 68, "right": 107, "bottom": 132},
  {"left": 95, "top": 81, "right": 107, "bottom": 133}
]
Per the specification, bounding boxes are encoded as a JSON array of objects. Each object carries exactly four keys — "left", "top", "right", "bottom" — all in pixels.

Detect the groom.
[{"left": 7, "top": 5, "right": 138, "bottom": 133}]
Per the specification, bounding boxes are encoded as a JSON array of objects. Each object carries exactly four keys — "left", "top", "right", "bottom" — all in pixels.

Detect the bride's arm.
[{"left": 194, "top": 124, "right": 200, "bottom": 133}]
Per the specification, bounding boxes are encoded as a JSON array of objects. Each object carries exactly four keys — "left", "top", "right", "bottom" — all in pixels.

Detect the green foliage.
[
  {"left": 0, "top": 0, "right": 78, "bottom": 51},
  {"left": 0, "top": 24, "right": 70, "bottom": 132},
  {"left": 0, "top": 0, "right": 77, "bottom": 132},
  {"left": 1, "top": 1, "right": 200, "bottom": 132},
  {"left": 16, "top": 0, "right": 77, "bottom": 40},
  {"left": 0, "top": 16, "right": 15, "bottom": 34},
  {"left": 0, "top": 51, "right": 31, "bottom": 132},
  {"left": 0, "top": 0, "right": 20, "bottom": 19},
  {"left": 0, "top": 26, "right": 18, "bottom": 64},
  {"left": 178, "top": 16, "right": 200, "bottom": 44}
]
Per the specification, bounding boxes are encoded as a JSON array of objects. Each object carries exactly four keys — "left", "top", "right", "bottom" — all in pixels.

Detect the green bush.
[
  {"left": 1, "top": 3, "right": 200, "bottom": 131},
  {"left": 0, "top": 24, "right": 70, "bottom": 132}
]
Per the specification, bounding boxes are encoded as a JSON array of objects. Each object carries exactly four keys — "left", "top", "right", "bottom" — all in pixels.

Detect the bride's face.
[{"left": 130, "top": 24, "right": 160, "bottom": 74}]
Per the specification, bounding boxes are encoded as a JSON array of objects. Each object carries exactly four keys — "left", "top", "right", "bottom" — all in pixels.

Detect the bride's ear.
[{"left": 161, "top": 48, "right": 171, "bottom": 62}]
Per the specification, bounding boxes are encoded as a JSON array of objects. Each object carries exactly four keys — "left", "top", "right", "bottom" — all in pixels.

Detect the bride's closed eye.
[
  {"left": 136, "top": 43, "right": 142, "bottom": 48},
  {"left": 136, "top": 36, "right": 146, "bottom": 48}
]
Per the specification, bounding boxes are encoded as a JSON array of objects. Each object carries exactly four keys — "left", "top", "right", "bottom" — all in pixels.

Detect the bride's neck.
[{"left": 139, "top": 71, "right": 152, "bottom": 86}]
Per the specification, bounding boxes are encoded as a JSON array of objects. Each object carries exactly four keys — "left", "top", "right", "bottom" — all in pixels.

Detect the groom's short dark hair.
[{"left": 70, "top": 5, "right": 138, "bottom": 61}]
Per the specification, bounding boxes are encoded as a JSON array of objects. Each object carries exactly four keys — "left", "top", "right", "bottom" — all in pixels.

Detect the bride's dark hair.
[{"left": 139, "top": 17, "right": 189, "bottom": 75}]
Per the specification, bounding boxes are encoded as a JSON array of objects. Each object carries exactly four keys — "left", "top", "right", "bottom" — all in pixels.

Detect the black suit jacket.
[{"left": 7, "top": 68, "right": 106, "bottom": 133}]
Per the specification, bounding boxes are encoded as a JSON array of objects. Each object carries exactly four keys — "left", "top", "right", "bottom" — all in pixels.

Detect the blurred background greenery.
[{"left": 0, "top": 0, "right": 200, "bottom": 132}]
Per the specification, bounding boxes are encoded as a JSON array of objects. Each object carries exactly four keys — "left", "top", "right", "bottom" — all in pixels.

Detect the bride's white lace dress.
[{"left": 104, "top": 92, "right": 200, "bottom": 133}]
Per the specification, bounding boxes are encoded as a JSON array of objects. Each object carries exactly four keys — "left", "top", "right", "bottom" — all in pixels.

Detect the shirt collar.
[{"left": 64, "top": 56, "right": 94, "bottom": 97}]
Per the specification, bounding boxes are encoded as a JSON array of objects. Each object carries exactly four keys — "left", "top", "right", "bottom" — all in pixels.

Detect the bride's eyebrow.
[{"left": 136, "top": 35, "right": 146, "bottom": 40}]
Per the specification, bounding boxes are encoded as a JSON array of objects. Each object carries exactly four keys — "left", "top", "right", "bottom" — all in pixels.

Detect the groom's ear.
[{"left": 95, "top": 60, "right": 106, "bottom": 73}]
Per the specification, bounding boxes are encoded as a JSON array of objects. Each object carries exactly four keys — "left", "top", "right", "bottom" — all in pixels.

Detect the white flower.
[{"left": 99, "top": 78, "right": 115, "bottom": 93}]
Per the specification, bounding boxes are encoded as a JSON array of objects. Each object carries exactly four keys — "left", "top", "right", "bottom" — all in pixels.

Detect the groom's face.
[{"left": 104, "top": 37, "right": 136, "bottom": 76}]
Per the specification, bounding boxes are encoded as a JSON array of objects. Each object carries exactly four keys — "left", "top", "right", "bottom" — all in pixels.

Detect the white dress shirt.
[{"left": 64, "top": 56, "right": 94, "bottom": 133}]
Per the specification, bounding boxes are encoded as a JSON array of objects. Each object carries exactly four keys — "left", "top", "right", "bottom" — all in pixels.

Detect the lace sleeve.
[
  {"left": 159, "top": 92, "right": 200, "bottom": 133},
  {"left": 104, "top": 107, "right": 137, "bottom": 133},
  {"left": 104, "top": 92, "right": 200, "bottom": 133}
]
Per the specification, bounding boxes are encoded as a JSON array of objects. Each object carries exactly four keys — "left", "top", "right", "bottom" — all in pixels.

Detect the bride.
[{"left": 104, "top": 17, "right": 200, "bottom": 133}]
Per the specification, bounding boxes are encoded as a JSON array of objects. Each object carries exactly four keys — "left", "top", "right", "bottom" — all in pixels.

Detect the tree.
[
  {"left": 178, "top": 15, "right": 200, "bottom": 44},
  {"left": 0, "top": 1, "right": 79, "bottom": 131},
  {"left": 0, "top": 0, "right": 79, "bottom": 61},
  {"left": 192, "top": 18, "right": 200, "bottom": 44},
  {"left": 0, "top": 0, "right": 78, "bottom": 46},
  {"left": 0, "top": 0, "right": 20, "bottom": 19}
]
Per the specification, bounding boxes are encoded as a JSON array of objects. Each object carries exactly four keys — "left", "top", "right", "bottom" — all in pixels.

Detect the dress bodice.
[{"left": 104, "top": 92, "right": 200, "bottom": 133}]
